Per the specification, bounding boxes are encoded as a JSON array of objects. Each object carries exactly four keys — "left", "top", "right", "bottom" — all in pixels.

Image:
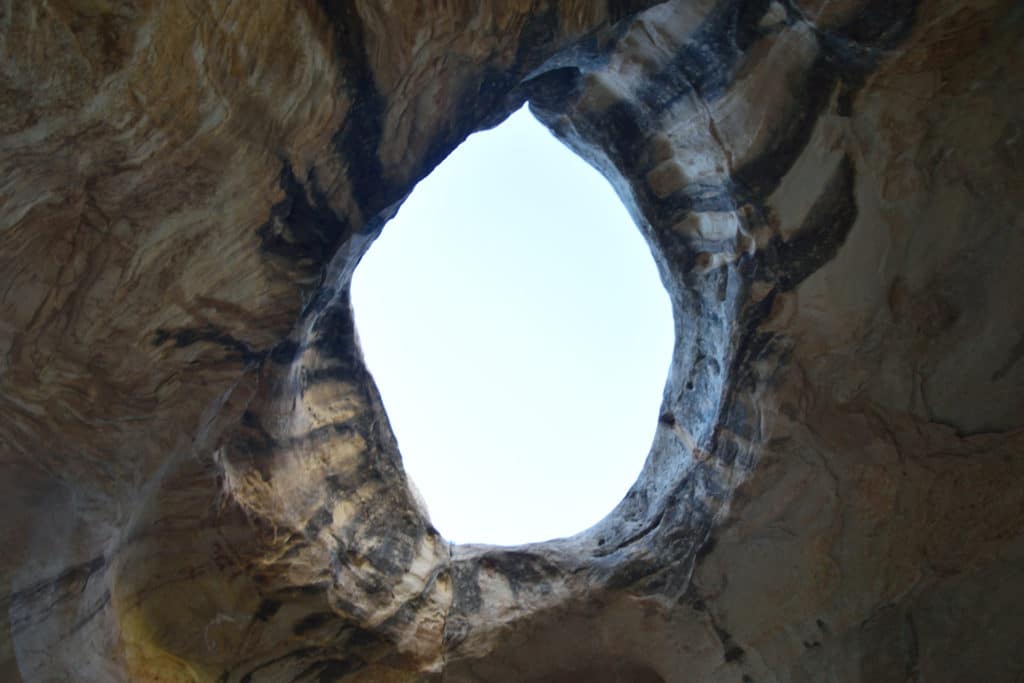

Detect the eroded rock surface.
[{"left": 1, "top": 0, "right": 1022, "bottom": 681}]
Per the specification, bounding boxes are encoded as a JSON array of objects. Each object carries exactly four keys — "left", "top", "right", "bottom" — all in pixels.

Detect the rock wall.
[{"left": 1, "top": 0, "right": 1022, "bottom": 681}]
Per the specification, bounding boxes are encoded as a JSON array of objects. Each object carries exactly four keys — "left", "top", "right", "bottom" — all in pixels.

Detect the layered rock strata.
[{"left": 1, "top": 0, "right": 1022, "bottom": 681}]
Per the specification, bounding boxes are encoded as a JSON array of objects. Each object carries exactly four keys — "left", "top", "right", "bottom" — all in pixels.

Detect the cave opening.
[{"left": 351, "top": 104, "right": 674, "bottom": 546}]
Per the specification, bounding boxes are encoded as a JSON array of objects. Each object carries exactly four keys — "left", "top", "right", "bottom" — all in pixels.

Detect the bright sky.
[{"left": 351, "top": 104, "right": 674, "bottom": 546}]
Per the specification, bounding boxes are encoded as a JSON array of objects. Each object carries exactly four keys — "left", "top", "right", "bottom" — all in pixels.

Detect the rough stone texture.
[{"left": 1, "top": 0, "right": 1022, "bottom": 681}]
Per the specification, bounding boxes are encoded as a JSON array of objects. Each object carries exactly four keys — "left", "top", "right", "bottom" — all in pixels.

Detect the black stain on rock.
[
  {"left": 695, "top": 535, "right": 717, "bottom": 561},
  {"left": 342, "top": 626, "right": 382, "bottom": 651},
  {"left": 595, "top": 510, "right": 666, "bottom": 558},
  {"left": 450, "top": 562, "right": 484, "bottom": 616},
  {"left": 607, "top": 0, "right": 663, "bottom": 23},
  {"left": 268, "top": 339, "right": 299, "bottom": 365},
  {"left": 525, "top": 66, "right": 584, "bottom": 113},
  {"left": 233, "top": 410, "right": 276, "bottom": 457},
  {"left": 725, "top": 645, "right": 746, "bottom": 663},
  {"left": 592, "top": 99, "right": 652, "bottom": 175},
  {"left": 715, "top": 625, "right": 747, "bottom": 663},
  {"left": 515, "top": 3, "right": 562, "bottom": 74},
  {"left": 5, "top": 555, "right": 106, "bottom": 632},
  {"left": 477, "top": 551, "right": 564, "bottom": 596},
  {"left": 318, "top": 1, "right": 396, "bottom": 221},
  {"left": 731, "top": 57, "right": 840, "bottom": 202},
  {"left": 152, "top": 325, "right": 261, "bottom": 363},
  {"left": 258, "top": 162, "right": 352, "bottom": 270},
  {"left": 292, "top": 656, "right": 363, "bottom": 683},
  {"left": 298, "top": 363, "right": 363, "bottom": 393},
  {"left": 304, "top": 507, "right": 334, "bottom": 538},
  {"left": 417, "top": 66, "right": 521, "bottom": 190},
  {"left": 638, "top": 0, "right": 777, "bottom": 109},
  {"left": 293, "top": 611, "right": 335, "bottom": 636},
  {"left": 445, "top": 562, "right": 484, "bottom": 650},
  {"left": 828, "top": 0, "right": 920, "bottom": 51},
  {"left": 363, "top": 533, "right": 418, "bottom": 579},
  {"left": 218, "top": 646, "right": 349, "bottom": 683},
  {"left": 759, "top": 154, "right": 858, "bottom": 292},
  {"left": 253, "top": 599, "right": 282, "bottom": 622},
  {"left": 308, "top": 299, "right": 359, "bottom": 361}
]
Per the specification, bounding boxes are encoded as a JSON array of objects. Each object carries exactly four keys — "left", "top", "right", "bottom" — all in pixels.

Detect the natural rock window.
[{"left": 352, "top": 105, "right": 673, "bottom": 545}]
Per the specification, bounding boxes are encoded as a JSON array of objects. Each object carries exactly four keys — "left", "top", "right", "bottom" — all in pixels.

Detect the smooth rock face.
[{"left": 1, "top": 0, "right": 1022, "bottom": 681}]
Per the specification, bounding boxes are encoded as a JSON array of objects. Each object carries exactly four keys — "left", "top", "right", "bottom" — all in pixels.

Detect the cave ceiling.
[{"left": 1, "top": 0, "right": 1023, "bottom": 681}]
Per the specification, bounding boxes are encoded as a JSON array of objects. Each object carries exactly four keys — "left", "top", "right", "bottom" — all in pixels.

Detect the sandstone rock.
[{"left": 1, "top": 0, "right": 1022, "bottom": 681}]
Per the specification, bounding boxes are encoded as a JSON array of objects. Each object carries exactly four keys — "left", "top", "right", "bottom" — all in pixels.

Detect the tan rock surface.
[{"left": 1, "top": 0, "right": 1022, "bottom": 681}]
